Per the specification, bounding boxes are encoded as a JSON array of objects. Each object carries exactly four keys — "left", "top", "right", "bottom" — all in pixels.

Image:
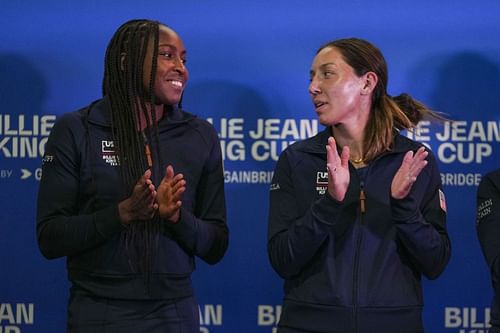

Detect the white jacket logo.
[
  {"left": 316, "top": 171, "right": 328, "bottom": 195},
  {"left": 101, "top": 140, "right": 119, "bottom": 166}
]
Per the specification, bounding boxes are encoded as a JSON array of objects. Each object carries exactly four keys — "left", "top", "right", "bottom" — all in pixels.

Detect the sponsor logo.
[
  {"left": 207, "top": 117, "right": 318, "bottom": 162},
  {"left": 223, "top": 170, "right": 274, "bottom": 184},
  {"left": 0, "top": 303, "right": 34, "bottom": 332},
  {"left": 0, "top": 114, "right": 55, "bottom": 159},
  {"left": 406, "top": 120, "right": 499, "bottom": 165},
  {"left": 199, "top": 304, "right": 222, "bottom": 333},
  {"left": 445, "top": 307, "right": 490, "bottom": 332},
  {"left": 258, "top": 305, "right": 281, "bottom": 333}
]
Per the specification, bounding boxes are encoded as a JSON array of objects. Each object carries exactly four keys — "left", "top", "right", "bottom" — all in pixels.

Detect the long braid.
[{"left": 102, "top": 19, "right": 163, "bottom": 288}]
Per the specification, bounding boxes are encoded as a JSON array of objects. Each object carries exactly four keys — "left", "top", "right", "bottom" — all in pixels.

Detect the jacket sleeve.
[
  {"left": 267, "top": 150, "right": 354, "bottom": 279},
  {"left": 391, "top": 151, "right": 451, "bottom": 279},
  {"left": 476, "top": 170, "right": 500, "bottom": 277},
  {"left": 36, "top": 112, "right": 125, "bottom": 259},
  {"left": 165, "top": 126, "right": 228, "bottom": 265}
]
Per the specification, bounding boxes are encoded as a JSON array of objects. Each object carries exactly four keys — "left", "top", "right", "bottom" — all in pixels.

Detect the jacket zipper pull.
[
  {"left": 144, "top": 143, "right": 153, "bottom": 168},
  {"left": 360, "top": 189, "right": 366, "bottom": 214}
]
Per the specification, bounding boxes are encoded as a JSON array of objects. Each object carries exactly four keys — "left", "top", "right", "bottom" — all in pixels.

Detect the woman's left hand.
[
  {"left": 391, "top": 146, "right": 428, "bottom": 199},
  {"left": 157, "top": 165, "right": 186, "bottom": 223}
]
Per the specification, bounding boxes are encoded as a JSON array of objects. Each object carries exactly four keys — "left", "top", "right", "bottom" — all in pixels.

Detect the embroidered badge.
[
  {"left": 101, "top": 140, "right": 120, "bottom": 166},
  {"left": 316, "top": 171, "right": 328, "bottom": 195},
  {"left": 477, "top": 198, "right": 493, "bottom": 224},
  {"left": 270, "top": 183, "right": 280, "bottom": 191},
  {"left": 42, "top": 154, "right": 54, "bottom": 165}
]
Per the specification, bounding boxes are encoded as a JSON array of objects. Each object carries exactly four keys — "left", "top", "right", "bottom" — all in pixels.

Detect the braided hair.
[{"left": 103, "top": 19, "right": 165, "bottom": 279}]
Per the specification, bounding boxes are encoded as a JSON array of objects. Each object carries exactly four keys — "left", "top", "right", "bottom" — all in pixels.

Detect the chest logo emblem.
[
  {"left": 316, "top": 171, "right": 328, "bottom": 195},
  {"left": 101, "top": 140, "right": 120, "bottom": 166}
]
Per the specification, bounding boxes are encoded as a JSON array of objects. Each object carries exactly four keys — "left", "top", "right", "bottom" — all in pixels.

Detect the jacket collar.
[
  {"left": 295, "top": 127, "right": 331, "bottom": 155},
  {"left": 86, "top": 97, "right": 196, "bottom": 128},
  {"left": 85, "top": 98, "right": 111, "bottom": 126},
  {"left": 296, "top": 126, "right": 420, "bottom": 156}
]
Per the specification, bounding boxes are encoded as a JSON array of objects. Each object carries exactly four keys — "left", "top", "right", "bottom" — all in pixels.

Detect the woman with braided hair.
[
  {"left": 267, "top": 38, "right": 451, "bottom": 332},
  {"left": 37, "top": 19, "right": 228, "bottom": 332}
]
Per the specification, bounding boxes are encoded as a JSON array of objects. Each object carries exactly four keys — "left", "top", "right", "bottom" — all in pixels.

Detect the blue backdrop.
[{"left": 1, "top": 1, "right": 499, "bottom": 332}]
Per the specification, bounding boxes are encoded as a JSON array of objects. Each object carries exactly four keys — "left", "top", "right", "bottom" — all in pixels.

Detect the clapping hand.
[
  {"left": 157, "top": 165, "right": 186, "bottom": 223},
  {"left": 326, "top": 137, "right": 350, "bottom": 201},
  {"left": 391, "top": 146, "right": 428, "bottom": 199},
  {"left": 118, "top": 169, "right": 158, "bottom": 224}
]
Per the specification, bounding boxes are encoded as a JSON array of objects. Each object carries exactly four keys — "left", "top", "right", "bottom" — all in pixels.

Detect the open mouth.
[
  {"left": 314, "top": 101, "right": 327, "bottom": 110},
  {"left": 168, "top": 80, "right": 183, "bottom": 88}
]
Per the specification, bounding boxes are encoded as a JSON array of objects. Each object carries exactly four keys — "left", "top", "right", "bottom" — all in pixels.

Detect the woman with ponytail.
[
  {"left": 267, "top": 38, "right": 450, "bottom": 333},
  {"left": 37, "top": 19, "right": 228, "bottom": 332}
]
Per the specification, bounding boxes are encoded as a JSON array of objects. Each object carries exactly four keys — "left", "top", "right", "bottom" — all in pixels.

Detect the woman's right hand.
[
  {"left": 118, "top": 169, "right": 158, "bottom": 224},
  {"left": 326, "top": 136, "right": 350, "bottom": 201}
]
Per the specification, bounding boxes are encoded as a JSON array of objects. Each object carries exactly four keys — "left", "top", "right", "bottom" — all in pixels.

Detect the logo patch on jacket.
[
  {"left": 101, "top": 140, "right": 120, "bottom": 166},
  {"left": 477, "top": 198, "right": 493, "bottom": 224},
  {"left": 316, "top": 171, "right": 328, "bottom": 195},
  {"left": 270, "top": 183, "right": 280, "bottom": 191},
  {"left": 42, "top": 154, "right": 54, "bottom": 165}
]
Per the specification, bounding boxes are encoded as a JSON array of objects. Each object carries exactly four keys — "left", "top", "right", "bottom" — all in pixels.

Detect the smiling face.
[
  {"left": 143, "top": 25, "right": 188, "bottom": 106},
  {"left": 308, "top": 46, "right": 371, "bottom": 126}
]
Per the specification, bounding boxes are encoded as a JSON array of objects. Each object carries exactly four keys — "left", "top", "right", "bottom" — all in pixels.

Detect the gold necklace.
[{"left": 351, "top": 157, "right": 364, "bottom": 164}]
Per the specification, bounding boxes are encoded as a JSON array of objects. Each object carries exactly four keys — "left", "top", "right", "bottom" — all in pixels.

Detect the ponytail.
[{"left": 363, "top": 93, "right": 444, "bottom": 162}]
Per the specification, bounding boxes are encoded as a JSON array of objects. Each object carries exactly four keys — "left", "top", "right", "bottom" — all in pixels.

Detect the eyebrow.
[
  {"left": 310, "top": 62, "right": 337, "bottom": 75},
  {"left": 158, "top": 43, "right": 185, "bottom": 50},
  {"left": 158, "top": 43, "right": 175, "bottom": 48},
  {"left": 319, "top": 62, "right": 337, "bottom": 69},
  {"left": 158, "top": 43, "right": 187, "bottom": 55}
]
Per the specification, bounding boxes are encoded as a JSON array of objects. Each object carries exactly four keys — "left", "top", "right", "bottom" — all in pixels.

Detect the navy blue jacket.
[
  {"left": 477, "top": 169, "right": 500, "bottom": 332},
  {"left": 37, "top": 98, "right": 228, "bottom": 300},
  {"left": 268, "top": 128, "right": 450, "bottom": 333}
]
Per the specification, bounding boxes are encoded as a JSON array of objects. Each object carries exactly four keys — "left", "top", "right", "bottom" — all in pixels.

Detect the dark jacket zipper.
[{"left": 352, "top": 177, "right": 366, "bottom": 332}]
